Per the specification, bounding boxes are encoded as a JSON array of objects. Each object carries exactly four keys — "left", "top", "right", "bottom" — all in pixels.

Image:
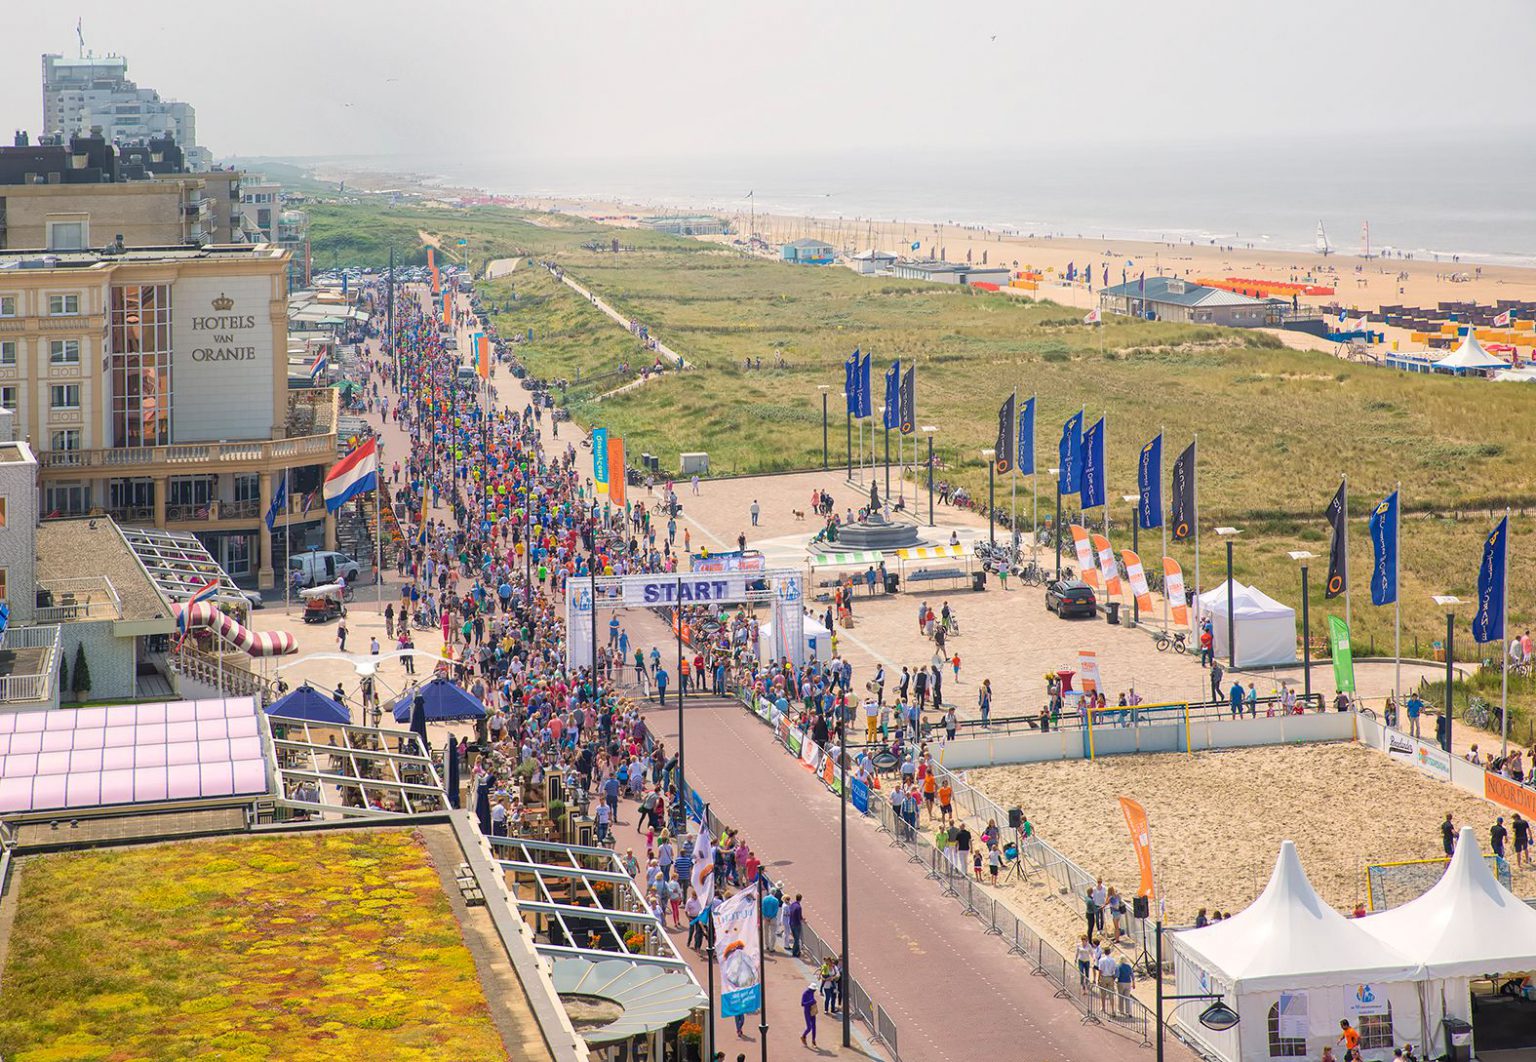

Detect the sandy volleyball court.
[{"left": 967, "top": 743, "right": 1535, "bottom": 950}]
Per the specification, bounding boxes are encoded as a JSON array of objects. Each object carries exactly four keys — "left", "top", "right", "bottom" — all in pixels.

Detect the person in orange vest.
[{"left": 678, "top": 655, "right": 692, "bottom": 693}]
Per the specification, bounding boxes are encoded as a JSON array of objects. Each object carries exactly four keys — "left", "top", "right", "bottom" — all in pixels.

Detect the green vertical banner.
[{"left": 1329, "top": 615, "right": 1357, "bottom": 694}]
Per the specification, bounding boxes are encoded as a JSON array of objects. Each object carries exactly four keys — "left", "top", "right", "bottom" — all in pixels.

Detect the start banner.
[{"left": 620, "top": 573, "right": 748, "bottom": 606}]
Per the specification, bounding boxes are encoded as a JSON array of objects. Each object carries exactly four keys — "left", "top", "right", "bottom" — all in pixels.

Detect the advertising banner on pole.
[
  {"left": 1329, "top": 615, "right": 1357, "bottom": 693},
  {"left": 717, "top": 884, "right": 763, "bottom": 1018}
]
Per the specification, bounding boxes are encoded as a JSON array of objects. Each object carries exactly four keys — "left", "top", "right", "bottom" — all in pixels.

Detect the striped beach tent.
[
  {"left": 894, "top": 544, "right": 966, "bottom": 561},
  {"left": 809, "top": 550, "right": 885, "bottom": 568}
]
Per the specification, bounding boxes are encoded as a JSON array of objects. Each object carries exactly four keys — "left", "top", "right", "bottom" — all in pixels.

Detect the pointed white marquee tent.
[
  {"left": 1196, "top": 580, "right": 1298, "bottom": 668},
  {"left": 1433, "top": 332, "right": 1507, "bottom": 375},
  {"left": 1171, "top": 841, "right": 1425, "bottom": 1062}
]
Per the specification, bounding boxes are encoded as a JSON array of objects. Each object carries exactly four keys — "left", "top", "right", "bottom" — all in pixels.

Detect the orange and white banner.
[
  {"left": 1121, "top": 550, "right": 1153, "bottom": 614},
  {"left": 609, "top": 437, "right": 627, "bottom": 507},
  {"left": 1069, "top": 524, "right": 1098, "bottom": 587},
  {"left": 1091, "top": 534, "right": 1122, "bottom": 598},
  {"left": 477, "top": 333, "right": 491, "bottom": 379},
  {"left": 441, "top": 291, "right": 452, "bottom": 327},
  {"left": 1118, "top": 796, "right": 1156, "bottom": 900},
  {"left": 1162, "top": 557, "right": 1188, "bottom": 628},
  {"left": 1077, "top": 649, "right": 1102, "bottom": 694}
]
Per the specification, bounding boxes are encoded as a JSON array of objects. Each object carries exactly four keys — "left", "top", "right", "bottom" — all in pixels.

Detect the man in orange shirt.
[
  {"left": 937, "top": 780, "right": 954, "bottom": 826},
  {"left": 1336, "top": 1019, "right": 1361, "bottom": 1061},
  {"left": 922, "top": 771, "right": 938, "bottom": 821}
]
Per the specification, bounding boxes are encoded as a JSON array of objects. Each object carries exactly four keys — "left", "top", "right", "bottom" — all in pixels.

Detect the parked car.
[
  {"left": 288, "top": 550, "right": 361, "bottom": 589},
  {"left": 1045, "top": 579, "right": 1097, "bottom": 618}
]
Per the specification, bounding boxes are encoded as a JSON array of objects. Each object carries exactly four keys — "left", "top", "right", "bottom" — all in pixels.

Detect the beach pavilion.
[
  {"left": 1195, "top": 580, "right": 1297, "bottom": 668},
  {"left": 1355, "top": 828, "right": 1536, "bottom": 1058},
  {"left": 1170, "top": 841, "right": 1428, "bottom": 1062},
  {"left": 1432, "top": 332, "right": 1507, "bottom": 376}
]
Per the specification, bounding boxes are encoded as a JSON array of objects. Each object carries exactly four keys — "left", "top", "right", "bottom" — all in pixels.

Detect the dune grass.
[
  {"left": 307, "top": 201, "right": 1536, "bottom": 684},
  {"left": 0, "top": 830, "right": 508, "bottom": 1062}
]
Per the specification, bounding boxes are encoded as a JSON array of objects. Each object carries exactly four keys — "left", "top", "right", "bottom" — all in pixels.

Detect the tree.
[
  {"left": 59, "top": 653, "right": 69, "bottom": 701},
  {"left": 72, "top": 643, "right": 92, "bottom": 700}
]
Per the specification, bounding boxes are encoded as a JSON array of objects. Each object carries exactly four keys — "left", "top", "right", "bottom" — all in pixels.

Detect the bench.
[
  {"left": 455, "top": 862, "right": 485, "bottom": 907},
  {"left": 905, "top": 567, "right": 966, "bottom": 584}
]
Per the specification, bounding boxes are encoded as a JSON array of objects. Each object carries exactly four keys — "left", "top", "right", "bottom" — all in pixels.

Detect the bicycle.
[
  {"left": 1465, "top": 697, "right": 1492, "bottom": 729},
  {"left": 1017, "top": 561, "right": 1047, "bottom": 588},
  {"left": 1152, "top": 629, "right": 1188, "bottom": 654}
]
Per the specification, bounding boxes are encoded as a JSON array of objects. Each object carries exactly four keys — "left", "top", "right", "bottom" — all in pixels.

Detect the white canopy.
[
  {"left": 758, "top": 615, "right": 831, "bottom": 660},
  {"left": 1357, "top": 827, "right": 1536, "bottom": 977},
  {"left": 1195, "top": 580, "right": 1297, "bottom": 668},
  {"left": 810, "top": 550, "right": 884, "bottom": 569},
  {"left": 1434, "top": 332, "right": 1506, "bottom": 372},
  {"left": 1174, "top": 840, "right": 1421, "bottom": 991}
]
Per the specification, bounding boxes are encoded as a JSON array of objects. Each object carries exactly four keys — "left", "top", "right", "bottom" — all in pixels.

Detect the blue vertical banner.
[
  {"left": 844, "top": 350, "right": 858, "bottom": 414},
  {"left": 857, "top": 351, "right": 873, "bottom": 418},
  {"left": 1079, "top": 417, "right": 1106, "bottom": 509},
  {"left": 1472, "top": 516, "right": 1508, "bottom": 644},
  {"left": 1367, "top": 490, "right": 1398, "bottom": 606},
  {"left": 850, "top": 775, "right": 871, "bottom": 814},
  {"left": 1017, "top": 396, "right": 1036, "bottom": 476},
  {"left": 592, "top": 428, "right": 610, "bottom": 494},
  {"left": 1059, "top": 411, "right": 1083, "bottom": 495},
  {"left": 1138, "top": 434, "right": 1163, "bottom": 529},
  {"left": 883, "top": 360, "right": 900, "bottom": 429}
]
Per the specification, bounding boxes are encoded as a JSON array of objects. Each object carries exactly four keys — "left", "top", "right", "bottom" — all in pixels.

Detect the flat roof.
[
  {"left": 35, "top": 518, "right": 173, "bottom": 624},
  {"left": 0, "top": 441, "right": 35, "bottom": 464},
  {"left": 0, "top": 244, "right": 286, "bottom": 270}
]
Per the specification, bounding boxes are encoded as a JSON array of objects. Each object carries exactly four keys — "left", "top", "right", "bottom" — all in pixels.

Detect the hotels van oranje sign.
[
  {"left": 1485, "top": 772, "right": 1536, "bottom": 820},
  {"left": 189, "top": 292, "right": 259, "bottom": 361}
]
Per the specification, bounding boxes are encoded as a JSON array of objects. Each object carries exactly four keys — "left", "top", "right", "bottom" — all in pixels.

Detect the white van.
[{"left": 288, "top": 550, "right": 362, "bottom": 589}]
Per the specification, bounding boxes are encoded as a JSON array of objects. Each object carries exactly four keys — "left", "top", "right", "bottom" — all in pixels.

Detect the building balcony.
[
  {"left": 39, "top": 431, "right": 337, "bottom": 475},
  {"left": 35, "top": 576, "right": 123, "bottom": 621},
  {"left": 0, "top": 623, "right": 62, "bottom": 705}
]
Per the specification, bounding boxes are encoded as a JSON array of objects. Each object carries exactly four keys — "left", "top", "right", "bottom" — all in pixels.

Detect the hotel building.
[{"left": 0, "top": 243, "right": 340, "bottom": 588}]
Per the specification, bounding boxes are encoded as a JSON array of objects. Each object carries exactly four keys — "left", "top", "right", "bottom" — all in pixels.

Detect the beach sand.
[{"left": 966, "top": 743, "right": 1536, "bottom": 951}]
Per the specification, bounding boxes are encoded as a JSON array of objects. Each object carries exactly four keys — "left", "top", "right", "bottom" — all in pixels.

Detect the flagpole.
[
  {"left": 1031, "top": 394, "right": 1039, "bottom": 568},
  {"left": 1160, "top": 425, "right": 1168, "bottom": 631},
  {"left": 376, "top": 481, "right": 385, "bottom": 616},
  {"left": 1010, "top": 388, "right": 1018, "bottom": 553},
  {"left": 1501, "top": 505, "right": 1511, "bottom": 759},
  {"left": 283, "top": 469, "right": 292, "bottom": 618},
  {"left": 1343, "top": 473, "right": 1351, "bottom": 635},
  {"left": 1192, "top": 434, "right": 1201, "bottom": 630},
  {"left": 1393, "top": 481, "right": 1402, "bottom": 708}
]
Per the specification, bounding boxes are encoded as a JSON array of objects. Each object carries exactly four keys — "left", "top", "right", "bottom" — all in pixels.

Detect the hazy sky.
[{"left": 3, "top": 1, "right": 1533, "bottom": 164}]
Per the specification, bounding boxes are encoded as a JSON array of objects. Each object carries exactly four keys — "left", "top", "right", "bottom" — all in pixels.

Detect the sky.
[{"left": 3, "top": 0, "right": 1533, "bottom": 168}]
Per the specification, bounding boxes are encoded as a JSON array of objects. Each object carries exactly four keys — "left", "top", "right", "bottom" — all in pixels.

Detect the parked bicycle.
[{"left": 1153, "top": 629, "right": 1188, "bottom": 654}]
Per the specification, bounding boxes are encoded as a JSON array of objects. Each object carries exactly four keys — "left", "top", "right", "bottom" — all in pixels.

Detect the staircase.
[
  {"left": 166, "top": 645, "right": 270, "bottom": 701},
  {"left": 335, "top": 485, "right": 405, "bottom": 577}
]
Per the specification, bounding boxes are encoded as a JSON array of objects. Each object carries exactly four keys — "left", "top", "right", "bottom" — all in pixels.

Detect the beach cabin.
[
  {"left": 847, "top": 249, "right": 900, "bottom": 275},
  {"left": 1099, "top": 276, "right": 1275, "bottom": 327},
  {"left": 893, "top": 261, "right": 1012, "bottom": 286},
  {"left": 781, "top": 238, "right": 835, "bottom": 265}
]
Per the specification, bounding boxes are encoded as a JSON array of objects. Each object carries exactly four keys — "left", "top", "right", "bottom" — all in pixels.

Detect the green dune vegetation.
[{"left": 308, "top": 201, "right": 1536, "bottom": 735}]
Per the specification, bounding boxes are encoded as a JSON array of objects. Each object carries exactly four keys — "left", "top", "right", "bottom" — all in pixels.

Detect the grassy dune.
[{"left": 309, "top": 202, "right": 1536, "bottom": 724}]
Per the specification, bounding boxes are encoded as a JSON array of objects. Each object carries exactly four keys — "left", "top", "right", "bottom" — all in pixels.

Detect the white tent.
[
  {"left": 1196, "top": 580, "right": 1297, "bottom": 668},
  {"left": 758, "top": 615, "right": 832, "bottom": 661},
  {"left": 1172, "top": 841, "right": 1426, "bottom": 1062},
  {"left": 1433, "top": 332, "right": 1506, "bottom": 375}
]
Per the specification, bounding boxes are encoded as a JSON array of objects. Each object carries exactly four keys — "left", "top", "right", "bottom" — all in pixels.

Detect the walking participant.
[{"left": 800, "top": 983, "right": 818, "bottom": 1047}]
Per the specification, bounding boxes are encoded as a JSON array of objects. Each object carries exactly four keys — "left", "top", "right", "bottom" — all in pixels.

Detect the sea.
[{"left": 318, "top": 135, "right": 1536, "bottom": 268}]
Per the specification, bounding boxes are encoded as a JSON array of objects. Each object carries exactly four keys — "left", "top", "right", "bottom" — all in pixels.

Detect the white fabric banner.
[
  {"left": 773, "top": 574, "right": 807, "bottom": 668},
  {"left": 566, "top": 582, "right": 595, "bottom": 672},
  {"left": 621, "top": 573, "right": 747, "bottom": 606},
  {"left": 1277, "top": 990, "right": 1308, "bottom": 1038}
]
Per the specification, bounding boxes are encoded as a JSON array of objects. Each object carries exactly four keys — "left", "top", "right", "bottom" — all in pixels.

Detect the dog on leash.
[{"left": 791, "top": 509, "right": 806, "bottom": 521}]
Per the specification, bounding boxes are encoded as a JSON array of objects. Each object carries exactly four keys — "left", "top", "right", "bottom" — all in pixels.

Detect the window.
[
  {"left": 168, "top": 476, "right": 214, "bottom": 506},
  {"left": 47, "top": 221, "right": 87, "bottom": 251},
  {"left": 233, "top": 473, "right": 260, "bottom": 503},
  {"left": 49, "top": 339, "right": 81, "bottom": 365},
  {"left": 0, "top": 341, "right": 14, "bottom": 365},
  {"left": 108, "top": 479, "right": 154, "bottom": 510},
  {"left": 0, "top": 568, "right": 6, "bottom": 604},
  {"left": 50, "top": 384, "right": 80, "bottom": 409},
  {"left": 1358, "top": 1008, "right": 1394, "bottom": 1051},
  {"left": 0, "top": 295, "right": 15, "bottom": 317},
  {"left": 0, "top": 497, "right": 6, "bottom": 528},
  {"left": 0, "top": 385, "right": 15, "bottom": 411},
  {"left": 1267, "top": 1003, "right": 1307, "bottom": 1058},
  {"left": 49, "top": 293, "right": 80, "bottom": 316},
  {"left": 45, "top": 483, "right": 90, "bottom": 517},
  {"left": 110, "top": 284, "right": 172, "bottom": 447},
  {"left": 50, "top": 429, "right": 80, "bottom": 452}
]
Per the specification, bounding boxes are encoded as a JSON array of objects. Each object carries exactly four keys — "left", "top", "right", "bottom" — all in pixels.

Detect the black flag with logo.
[
  {"left": 995, "top": 393, "right": 1015, "bottom": 474},
  {"left": 1170, "top": 440, "right": 1196, "bottom": 541},
  {"left": 1325, "top": 481, "right": 1348, "bottom": 599},
  {"left": 898, "top": 366, "right": 916, "bottom": 435}
]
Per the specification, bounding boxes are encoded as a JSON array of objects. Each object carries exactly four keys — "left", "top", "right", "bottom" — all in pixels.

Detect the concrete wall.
[
  {"left": 0, "top": 183, "right": 189, "bottom": 250},
  {"left": 0, "top": 444, "right": 38, "bottom": 624},
  {"left": 56, "top": 619, "right": 137, "bottom": 703},
  {"left": 935, "top": 711, "right": 1359, "bottom": 769}
]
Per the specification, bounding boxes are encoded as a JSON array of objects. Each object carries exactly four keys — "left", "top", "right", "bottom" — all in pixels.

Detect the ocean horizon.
[{"left": 300, "top": 137, "right": 1536, "bottom": 268}]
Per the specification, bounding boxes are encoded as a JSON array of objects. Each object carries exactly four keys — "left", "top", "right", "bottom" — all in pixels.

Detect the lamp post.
[
  {"left": 1216, "top": 527, "right": 1242, "bottom": 670},
  {"left": 981, "top": 447, "right": 997, "bottom": 546},
  {"left": 922, "top": 426, "right": 938, "bottom": 528},
  {"left": 1154, "top": 917, "right": 1240, "bottom": 1062},
  {"left": 1289, "top": 551, "right": 1316, "bottom": 705},
  {"left": 844, "top": 392, "right": 852, "bottom": 479},
  {"left": 1050, "top": 467, "right": 1062, "bottom": 581},
  {"left": 838, "top": 703, "right": 851, "bottom": 1049},
  {"left": 1123, "top": 494, "right": 1141, "bottom": 623},
  {"left": 1433, "top": 595, "right": 1462, "bottom": 752},
  {"left": 817, "top": 385, "right": 830, "bottom": 470}
]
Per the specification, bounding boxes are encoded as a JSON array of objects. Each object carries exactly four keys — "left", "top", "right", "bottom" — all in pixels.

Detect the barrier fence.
[{"left": 727, "top": 683, "right": 1181, "bottom": 1050}]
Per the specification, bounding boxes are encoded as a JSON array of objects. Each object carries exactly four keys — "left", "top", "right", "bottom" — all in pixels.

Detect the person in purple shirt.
[{"left": 800, "top": 983, "right": 818, "bottom": 1047}]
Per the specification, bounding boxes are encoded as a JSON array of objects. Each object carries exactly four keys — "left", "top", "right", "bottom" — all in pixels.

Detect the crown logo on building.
[{"left": 211, "top": 292, "right": 234, "bottom": 311}]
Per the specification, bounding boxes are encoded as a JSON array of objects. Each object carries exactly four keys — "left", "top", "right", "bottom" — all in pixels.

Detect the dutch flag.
[
  {"left": 309, "top": 349, "right": 328, "bottom": 382},
  {"left": 323, "top": 437, "right": 379, "bottom": 513},
  {"left": 178, "top": 578, "right": 220, "bottom": 632}
]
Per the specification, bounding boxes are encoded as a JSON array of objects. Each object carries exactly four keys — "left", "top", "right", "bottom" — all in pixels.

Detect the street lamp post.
[
  {"left": 838, "top": 705, "right": 851, "bottom": 1048},
  {"left": 1433, "top": 595, "right": 1462, "bottom": 752},
  {"left": 1123, "top": 494, "right": 1141, "bottom": 623},
  {"left": 981, "top": 448, "right": 997, "bottom": 547},
  {"left": 1216, "top": 527, "right": 1243, "bottom": 670},
  {"left": 1050, "top": 468, "right": 1062, "bottom": 581},
  {"left": 922, "top": 427, "right": 938, "bottom": 528},
  {"left": 844, "top": 393, "right": 852, "bottom": 479},
  {"left": 1289, "top": 551, "right": 1316, "bottom": 705},
  {"left": 817, "top": 385, "right": 830, "bottom": 471}
]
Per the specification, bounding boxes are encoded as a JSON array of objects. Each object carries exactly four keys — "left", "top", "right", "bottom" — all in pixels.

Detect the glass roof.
[
  {"left": 265, "top": 716, "right": 448, "bottom": 818},
  {"left": 116, "top": 525, "right": 244, "bottom": 602}
]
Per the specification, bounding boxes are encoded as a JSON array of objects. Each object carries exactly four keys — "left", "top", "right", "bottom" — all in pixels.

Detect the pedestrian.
[
  {"left": 1513, "top": 813, "right": 1531, "bottom": 867},
  {"left": 800, "top": 983, "right": 818, "bottom": 1047},
  {"left": 1115, "top": 950, "right": 1136, "bottom": 1017},
  {"left": 784, "top": 893, "right": 804, "bottom": 957},
  {"left": 978, "top": 678, "right": 991, "bottom": 728},
  {"left": 337, "top": 616, "right": 349, "bottom": 652},
  {"left": 750, "top": 499, "right": 760, "bottom": 527},
  {"left": 1491, "top": 816, "right": 1508, "bottom": 859},
  {"left": 1076, "top": 935, "right": 1094, "bottom": 989},
  {"left": 1441, "top": 812, "right": 1456, "bottom": 856},
  {"left": 761, "top": 887, "right": 781, "bottom": 953},
  {"left": 1092, "top": 877, "right": 1108, "bottom": 932},
  {"left": 1210, "top": 660, "right": 1224, "bottom": 701}
]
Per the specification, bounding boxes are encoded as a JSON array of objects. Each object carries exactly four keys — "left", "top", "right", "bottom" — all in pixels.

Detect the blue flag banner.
[
  {"left": 1473, "top": 516, "right": 1508, "bottom": 644},
  {"left": 265, "top": 474, "right": 288, "bottom": 532},
  {"left": 857, "top": 351, "right": 873, "bottom": 418},
  {"left": 1059, "top": 411, "right": 1083, "bottom": 495},
  {"left": 1367, "top": 490, "right": 1399, "bottom": 606},
  {"left": 1079, "top": 417, "right": 1106, "bottom": 509},
  {"left": 1138, "top": 434, "right": 1163, "bottom": 529},
  {"left": 883, "top": 360, "right": 900, "bottom": 430},
  {"left": 592, "top": 428, "right": 610, "bottom": 493},
  {"left": 1017, "top": 397, "right": 1036, "bottom": 476},
  {"left": 844, "top": 351, "right": 857, "bottom": 414}
]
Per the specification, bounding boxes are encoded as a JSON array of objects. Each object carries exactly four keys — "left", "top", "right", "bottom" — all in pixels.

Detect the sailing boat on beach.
[{"left": 1315, "top": 221, "right": 1331, "bottom": 256}]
